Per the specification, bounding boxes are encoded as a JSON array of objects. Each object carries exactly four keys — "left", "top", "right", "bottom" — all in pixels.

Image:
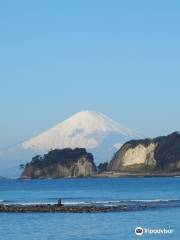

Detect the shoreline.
[
  {"left": 94, "top": 171, "right": 180, "bottom": 178},
  {"left": 20, "top": 171, "right": 180, "bottom": 180},
  {"left": 1, "top": 172, "right": 180, "bottom": 180}
]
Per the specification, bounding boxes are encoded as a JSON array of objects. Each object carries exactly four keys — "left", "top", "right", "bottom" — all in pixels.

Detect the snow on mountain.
[{"left": 21, "top": 111, "right": 141, "bottom": 163}]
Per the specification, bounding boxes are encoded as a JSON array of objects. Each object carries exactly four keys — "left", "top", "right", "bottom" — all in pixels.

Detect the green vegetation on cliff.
[{"left": 21, "top": 148, "right": 97, "bottom": 179}]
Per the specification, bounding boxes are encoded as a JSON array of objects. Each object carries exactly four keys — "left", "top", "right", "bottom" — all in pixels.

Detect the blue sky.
[{"left": 0, "top": 0, "right": 179, "bottom": 147}]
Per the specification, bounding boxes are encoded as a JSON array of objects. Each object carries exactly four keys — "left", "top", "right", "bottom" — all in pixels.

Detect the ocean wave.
[{"left": 1, "top": 199, "right": 180, "bottom": 208}]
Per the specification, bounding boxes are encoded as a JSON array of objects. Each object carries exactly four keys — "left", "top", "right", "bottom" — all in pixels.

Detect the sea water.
[{"left": 0, "top": 177, "right": 180, "bottom": 239}]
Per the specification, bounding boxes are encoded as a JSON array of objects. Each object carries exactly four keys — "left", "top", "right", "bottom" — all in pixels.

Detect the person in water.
[{"left": 57, "top": 198, "right": 63, "bottom": 206}]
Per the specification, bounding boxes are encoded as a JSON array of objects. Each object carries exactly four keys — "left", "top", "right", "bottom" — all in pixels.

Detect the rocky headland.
[
  {"left": 107, "top": 131, "right": 180, "bottom": 175},
  {"left": 20, "top": 148, "right": 97, "bottom": 179},
  {"left": 20, "top": 132, "right": 180, "bottom": 178}
]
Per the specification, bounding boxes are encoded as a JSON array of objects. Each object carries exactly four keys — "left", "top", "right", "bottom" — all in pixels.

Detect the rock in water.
[
  {"left": 20, "top": 148, "right": 97, "bottom": 179},
  {"left": 108, "top": 132, "right": 180, "bottom": 173}
]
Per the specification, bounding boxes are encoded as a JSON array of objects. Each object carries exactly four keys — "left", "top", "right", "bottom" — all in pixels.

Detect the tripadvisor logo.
[
  {"left": 134, "top": 226, "right": 174, "bottom": 236},
  {"left": 135, "top": 227, "right": 143, "bottom": 236}
]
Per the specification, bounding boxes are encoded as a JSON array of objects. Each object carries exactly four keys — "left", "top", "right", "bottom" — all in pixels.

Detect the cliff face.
[
  {"left": 108, "top": 132, "right": 180, "bottom": 172},
  {"left": 20, "top": 148, "right": 97, "bottom": 179}
]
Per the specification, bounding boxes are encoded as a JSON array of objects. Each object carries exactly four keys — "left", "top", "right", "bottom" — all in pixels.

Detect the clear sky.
[{"left": 0, "top": 0, "right": 179, "bottom": 148}]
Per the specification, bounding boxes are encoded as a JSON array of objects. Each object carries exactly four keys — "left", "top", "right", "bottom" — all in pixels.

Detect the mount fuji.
[
  {"left": 21, "top": 111, "right": 142, "bottom": 165},
  {"left": 0, "top": 111, "right": 142, "bottom": 177}
]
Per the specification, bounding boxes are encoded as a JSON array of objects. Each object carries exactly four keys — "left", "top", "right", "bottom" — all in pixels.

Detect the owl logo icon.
[{"left": 135, "top": 227, "right": 144, "bottom": 236}]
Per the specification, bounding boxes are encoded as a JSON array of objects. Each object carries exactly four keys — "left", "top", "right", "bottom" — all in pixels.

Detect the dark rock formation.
[
  {"left": 0, "top": 204, "right": 128, "bottom": 213},
  {"left": 1, "top": 199, "right": 180, "bottom": 213},
  {"left": 97, "top": 162, "right": 108, "bottom": 173},
  {"left": 20, "top": 148, "right": 97, "bottom": 179},
  {"left": 108, "top": 132, "right": 180, "bottom": 173}
]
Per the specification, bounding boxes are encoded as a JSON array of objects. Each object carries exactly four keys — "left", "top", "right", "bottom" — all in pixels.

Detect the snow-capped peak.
[
  {"left": 53, "top": 111, "right": 138, "bottom": 136},
  {"left": 21, "top": 111, "right": 141, "bottom": 163}
]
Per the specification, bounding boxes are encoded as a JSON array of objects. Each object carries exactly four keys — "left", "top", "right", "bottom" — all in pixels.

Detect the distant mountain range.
[{"left": 0, "top": 111, "right": 141, "bottom": 177}]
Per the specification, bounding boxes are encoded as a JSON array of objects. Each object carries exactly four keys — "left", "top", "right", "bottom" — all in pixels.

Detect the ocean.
[{"left": 0, "top": 177, "right": 180, "bottom": 239}]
